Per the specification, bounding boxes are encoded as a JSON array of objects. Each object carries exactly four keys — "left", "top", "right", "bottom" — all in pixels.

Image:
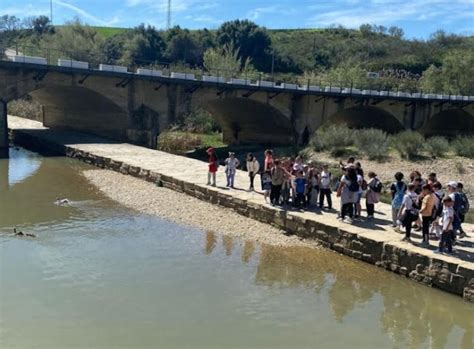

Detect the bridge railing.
[{"left": 1, "top": 43, "right": 473, "bottom": 99}]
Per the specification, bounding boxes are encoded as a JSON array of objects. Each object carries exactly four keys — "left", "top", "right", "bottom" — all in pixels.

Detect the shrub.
[
  {"left": 8, "top": 98, "right": 42, "bottom": 120},
  {"left": 425, "top": 136, "right": 450, "bottom": 158},
  {"left": 452, "top": 136, "right": 474, "bottom": 158},
  {"left": 310, "top": 124, "right": 354, "bottom": 155},
  {"left": 182, "top": 108, "right": 220, "bottom": 134},
  {"left": 354, "top": 128, "right": 389, "bottom": 161},
  {"left": 391, "top": 130, "right": 425, "bottom": 159},
  {"left": 157, "top": 131, "right": 202, "bottom": 154}
]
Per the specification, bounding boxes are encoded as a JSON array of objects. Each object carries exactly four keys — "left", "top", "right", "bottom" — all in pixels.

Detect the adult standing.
[
  {"left": 224, "top": 152, "right": 240, "bottom": 188},
  {"left": 246, "top": 153, "right": 260, "bottom": 191},
  {"left": 419, "top": 184, "right": 435, "bottom": 245},
  {"left": 270, "top": 159, "right": 285, "bottom": 206},
  {"left": 264, "top": 149, "right": 274, "bottom": 172}
]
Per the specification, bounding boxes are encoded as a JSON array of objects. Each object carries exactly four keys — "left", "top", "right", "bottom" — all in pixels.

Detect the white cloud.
[
  {"left": 308, "top": 0, "right": 474, "bottom": 28},
  {"left": 53, "top": 0, "right": 118, "bottom": 26},
  {"left": 1, "top": 4, "right": 49, "bottom": 17}
]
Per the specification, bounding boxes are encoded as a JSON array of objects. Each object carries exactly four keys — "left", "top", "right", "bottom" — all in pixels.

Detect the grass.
[
  {"left": 157, "top": 131, "right": 225, "bottom": 155},
  {"left": 92, "top": 26, "right": 129, "bottom": 38}
]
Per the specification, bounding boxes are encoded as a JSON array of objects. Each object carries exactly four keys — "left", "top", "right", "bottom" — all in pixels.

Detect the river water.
[{"left": 0, "top": 148, "right": 473, "bottom": 349}]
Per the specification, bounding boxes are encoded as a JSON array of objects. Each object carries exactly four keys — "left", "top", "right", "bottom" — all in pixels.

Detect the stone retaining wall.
[{"left": 10, "top": 129, "right": 474, "bottom": 302}]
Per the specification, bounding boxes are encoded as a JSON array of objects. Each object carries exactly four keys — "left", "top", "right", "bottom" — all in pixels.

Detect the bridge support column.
[{"left": 0, "top": 100, "right": 8, "bottom": 158}]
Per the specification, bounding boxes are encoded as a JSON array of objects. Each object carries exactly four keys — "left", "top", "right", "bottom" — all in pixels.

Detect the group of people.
[
  {"left": 390, "top": 171, "right": 470, "bottom": 254},
  {"left": 206, "top": 148, "right": 470, "bottom": 254}
]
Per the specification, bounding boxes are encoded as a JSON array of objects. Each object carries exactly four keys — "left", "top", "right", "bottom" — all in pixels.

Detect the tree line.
[{"left": 1, "top": 15, "right": 473, "bottom": 94}]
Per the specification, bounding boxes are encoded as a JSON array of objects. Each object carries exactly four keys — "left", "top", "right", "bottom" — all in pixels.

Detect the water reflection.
[{"left": 205, "top": 239, "right": 474, "bottom": 349}]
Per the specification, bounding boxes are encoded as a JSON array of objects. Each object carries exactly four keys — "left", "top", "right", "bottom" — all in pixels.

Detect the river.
[{"left": 0, "top": 147, "right": 472, "bottom": 349}]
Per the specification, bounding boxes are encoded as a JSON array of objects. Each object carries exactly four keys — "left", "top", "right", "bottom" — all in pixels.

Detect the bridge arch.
[
  {"left": 29, "top": 85, "right": 129, "bottom": 141},
  {"left": 420, "top": 109, "right": 474, "bottom": 137},
  {"left": 199, "top": 97, "right": 294, "bottom": 145},
  {"left": 322, "top": 106, "right": 405, "bottom": 133}
]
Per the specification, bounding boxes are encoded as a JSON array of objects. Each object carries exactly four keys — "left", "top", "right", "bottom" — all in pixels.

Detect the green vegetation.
[
  {"left": 425, "top": 136, "right": 450, "bottom": 158},
  {"left": 309, "top": 127, "right": 474, "bottom": 161},
  {"left": 2, "top": 15, "right": 473, "bottom": 94},
  {"left": 157, "top": 131, "right": 224, "bottom": 155},
  {"left": 452, "top": 136, "right": 474, "bottom": 158}
]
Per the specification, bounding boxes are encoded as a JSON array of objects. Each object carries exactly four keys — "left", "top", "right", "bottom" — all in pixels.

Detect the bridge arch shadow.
[
  {"left": 29, "top": 85, "right": 129, "bottom": 141},
  {"left": 201, "top": 97, "right": 294, "bottom": 145},
  {"left": 420, "top": 109, "right": 474, "bottom": 137},
  {"left": 322, "top": 106, "right": 404, "bottom": 133}
]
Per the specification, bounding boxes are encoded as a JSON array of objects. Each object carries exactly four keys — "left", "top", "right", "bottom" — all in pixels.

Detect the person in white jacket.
[
  {"left": 246, "top": 153, "right": 260, "bottom": 191},
  {"left": 225, "top": 152, "right": 240, "bottom": 188}
]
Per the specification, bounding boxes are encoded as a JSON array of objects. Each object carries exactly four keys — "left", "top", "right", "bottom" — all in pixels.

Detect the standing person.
[
  {"left": 355, "top": 165, "right": 365, "bottom": 218},
  {"left": 224, "top": 152, "right": 240, "bottom": 188},
  {"left": 281, "top": 159, "right": 293, "bottom": 205},
  {"left": 264, "top": 149, "right": 274, "bottom": 172},
  {"left": 419, "top": 184, "right": 435, "bottom": 245},
  {"left": 366, "top": 172, "right": 382, "bottom": 220},
  {"left": 294, "top": 170, "right": 307, "bottom": 209},
  {"left": 447, "top": 181, "right": 462, "bottom": 242},
  {"left": 457, "top": 182, "right": 470, "bottom": 239},
  {"left": 206, "top": 148, "right": 218, "bottom": 187},
  {"left": 319, "top": 164, "right": 332, "bottom": 210},
  {"left": 431, "top": 181, "right": 444, "bottom": 239},
  {"left": 292, "top": 156, "right": 304, "bottom": 173},
  {"left": 337, "top": 167, "right": 358, "bottom": 224},
  {"left": 435, "top": 197, "right": 454, "bottom": 254},
  {"left": 390, "top": 172, "right": 407, "bottom": 228},
  {"left": 305, "top": 166, "right": 319, "bottom": 208},
  {"left": 270, "top": 160, "right": 285, "bottom": 206},
  {"left": 399, "top": 184, "right": 419, "bottom": 242},
  {"left": 427, "top": 172, "right": 437, "bottom": 186},
  {"left": 246, "top": 153, "right": 260, "bottom": 191},
  {"left": 261, "top": 170, "right": 272, "bottom": 203}
]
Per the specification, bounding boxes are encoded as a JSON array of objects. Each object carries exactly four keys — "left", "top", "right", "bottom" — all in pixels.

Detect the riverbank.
[
  {"left": 7, "top": 115, "right": 474, "bottom": 302},
  {"left": 83, "top": 169, "right": 318, "bottom": 248}
]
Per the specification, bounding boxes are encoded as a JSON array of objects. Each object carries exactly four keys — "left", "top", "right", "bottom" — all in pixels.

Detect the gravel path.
[{"left": 83, "top": 169, "right": 321, "bottom": 249}]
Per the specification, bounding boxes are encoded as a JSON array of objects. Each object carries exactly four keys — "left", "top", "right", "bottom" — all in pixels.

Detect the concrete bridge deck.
[{"left": 7, "top": 116, "right": 474, "bottom": 301}]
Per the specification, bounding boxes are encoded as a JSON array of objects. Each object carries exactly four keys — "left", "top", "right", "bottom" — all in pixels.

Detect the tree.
[
  {"left": 216, "top": 20, "right": 271, "bottom": 71},
  {"left": 420, "top": 49, "right": 474, "bottom": 95},
  {"left": 164, "top": 26, "right": 200, "bottom": 65},
  {"left": 203, "top": 43, "right": 256, "bottom": 78},
  {"left": 120, "top": 24, "right": 165, "bottom": 65},
  {"left": 32, "top": 16, "right": 54, "bottom": 35},
  {"left": 0, "top": 15, "right": 21, "bottom": 32},
  {"left": 388, "top": 26, "right": 404, "bottom": 38}
]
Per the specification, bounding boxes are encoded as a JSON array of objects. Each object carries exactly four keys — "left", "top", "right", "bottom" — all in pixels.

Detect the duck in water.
[
  {"left": 55, "top": 198, "right": 69, "bottom": 205},
  {"left": 13, "top": 228, "right": 36, "bottom": 238}
]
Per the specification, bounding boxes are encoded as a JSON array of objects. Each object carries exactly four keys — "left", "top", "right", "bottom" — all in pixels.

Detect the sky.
[{"left": 1, "top": 0, "right": 473, "bottom": 38}]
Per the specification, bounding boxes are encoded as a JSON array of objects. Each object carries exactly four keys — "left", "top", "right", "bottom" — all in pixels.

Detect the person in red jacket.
[{"left": 207, "top": 147, "right": 218, "bottom": 187}]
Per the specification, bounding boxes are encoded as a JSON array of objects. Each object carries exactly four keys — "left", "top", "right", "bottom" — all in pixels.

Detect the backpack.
[
  {"left": 460, "top": 192, "right": 470, "bottom": 215},
  {"left": 361, "top": 179, "right": 368, "bottom": 191},
  {"left": 391, "top": 182, "right": 406, "bottom": 209},
  {"left": 452, "top": 192, "right": 462, "bottom": 213},
  {"left": 348, "top": 179, "right": 360, "bottom": 192},
  {"left": 371, "top": 179, "right": 383, "bottom": 193},
  {"left": 434, "top": 192, "right": 443, "bottom": 218}
]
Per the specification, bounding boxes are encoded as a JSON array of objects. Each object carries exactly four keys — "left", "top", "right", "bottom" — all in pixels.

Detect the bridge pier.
[{"left": 0, "top": 100, "right": 8, "bottom": 158}]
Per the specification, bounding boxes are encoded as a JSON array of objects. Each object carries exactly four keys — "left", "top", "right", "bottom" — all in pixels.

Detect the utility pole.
[
  {"left": 167, "top": 0, "right": 171, "bottom": 29},
  {"left": 50, "top": 0, "right": 53, "bottom": 24}
]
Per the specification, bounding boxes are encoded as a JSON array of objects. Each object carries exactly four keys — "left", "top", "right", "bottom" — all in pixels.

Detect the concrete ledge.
[{"left": 8, "top": 117, "right": 474, "bottom": 302}]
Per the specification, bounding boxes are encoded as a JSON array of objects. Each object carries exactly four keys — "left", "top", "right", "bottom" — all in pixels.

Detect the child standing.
[
  {"left": 224, "top": 152, "right": 240, "bottom": 188},
  {"left": 294, "top": 170, "right": 307, "bottom": 209},
  {"left": 206, "top": 148, "right": 218, "bottom": 187},
  {"left": 390, "top": 172, "right": 407, "bottom": 228},
  {"left": 246, "top": 153, "right": 260, "bottom": 191},
  {"left": 399, "top": 184, "right": 419, "bottom": 242},
  {"left": 319, "top": 164, "right": 332, "bottom": 210},
  {"left": 366, "top": 172, "right": 382, "bottom": 220},
  {"left": 419, "top": 184, "right": 435, "bottom": 245},
  {"left": 436, "top": 197, "right": 454, "bottom": 254},
  {"left": 261, "top": 170, "right": 272, "bottom": 203}
]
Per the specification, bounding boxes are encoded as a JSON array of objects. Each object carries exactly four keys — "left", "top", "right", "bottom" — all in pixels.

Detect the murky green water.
[{"left": 1, "top": 148, "right": 473, "bottom": 349}]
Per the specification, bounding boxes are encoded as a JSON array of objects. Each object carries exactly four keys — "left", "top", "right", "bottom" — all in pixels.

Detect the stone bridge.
[{"left": 1, "top": 60, "right": 473, "bottom": 154}]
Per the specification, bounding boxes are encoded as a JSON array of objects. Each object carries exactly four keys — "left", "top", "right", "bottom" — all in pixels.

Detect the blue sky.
[{"left": 2, "top": 0, "right": 473, "bottom": 38}]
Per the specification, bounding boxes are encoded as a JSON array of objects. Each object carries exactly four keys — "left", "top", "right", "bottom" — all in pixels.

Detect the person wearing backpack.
[
  {"left": 355, "top": 165, "right": 365, "bottom": 218},
  {"left": 319, "top": 164, "right": 332, "bottom": 210},
  {"left": 366, "top": 172, "right": 382, "bottom": 220},
  {"left": 457, "top": 182, "right": 470, "bottom": 239},
  {"left": 337, "top": 167, "right": 358, "bottom": 224},
  {"left": 399, "top": 184, "right": 419, "bottom": 242},
  {"left": 430, "top": 181, "right": 444, "bottom": 239},
  {"left": 419, "top": 184, "right": 436, "bottom": 246},
  {"left": 390, "top": 172, "right": 407, "bottom": 228},
  {"left": 447, "top": 181, "right": 462, "bottom": 242}
]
